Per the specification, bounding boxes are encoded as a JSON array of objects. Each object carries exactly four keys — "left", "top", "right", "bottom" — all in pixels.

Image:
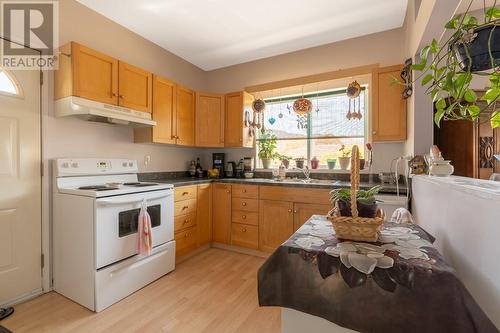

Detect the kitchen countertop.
[{"left": 153, "top": 177, "right": 408, "bottom": 195}]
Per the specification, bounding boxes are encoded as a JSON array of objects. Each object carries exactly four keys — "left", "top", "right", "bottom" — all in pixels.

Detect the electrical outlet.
[{"left": 144, "top": 155, "right": 151, "bottom": 166}]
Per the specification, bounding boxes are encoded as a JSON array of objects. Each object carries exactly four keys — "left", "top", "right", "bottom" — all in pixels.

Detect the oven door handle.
[{"left": 97, "top": 193, "right": 171, "bottom": 206}]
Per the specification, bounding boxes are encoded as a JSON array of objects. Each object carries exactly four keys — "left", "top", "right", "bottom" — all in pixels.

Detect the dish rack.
[{"left": 328, "top": 145, "right": 384, "bottom": 242}]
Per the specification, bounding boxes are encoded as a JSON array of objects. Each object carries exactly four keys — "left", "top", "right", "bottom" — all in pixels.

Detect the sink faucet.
[{"left": 301, "top": 166, "right": 311, "bottom": 183}]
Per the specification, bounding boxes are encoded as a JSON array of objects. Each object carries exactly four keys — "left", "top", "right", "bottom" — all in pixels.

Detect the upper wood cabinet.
[
  {"left": 372, "top": 65, "right": 407, "bottom": 142},
  {"left": 55, "top": 42, "right": 153, "bottom": 114},
  {"left": 212, "top": 183, "right": 232, "bottom": 244},
  {"left": 196, "top": 92, "right": 224, "bottom": 147},
  {"left": 176, "top": 85, "right": 196, "bottom": 146},
  {"left": 134, "top": 75, "right": 176, "bottom": 144},
  {"left": 55, "top": 42, "right": 118, "bottom": 104},
  {"left": 224, "top": 91, "right": 254, "bottom": 148},
  {"left": 118, "top": 61, "right": 152, "bottom": 113}
]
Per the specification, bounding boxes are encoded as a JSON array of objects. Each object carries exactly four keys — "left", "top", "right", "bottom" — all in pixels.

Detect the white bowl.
[{"left": 244, "top": 172, "right": 254, "bottom": 179}]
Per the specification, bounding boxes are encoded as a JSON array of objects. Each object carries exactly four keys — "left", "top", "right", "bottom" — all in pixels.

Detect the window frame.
[{"left": 256, "top": 87, "right": 367, "bottom": 168}]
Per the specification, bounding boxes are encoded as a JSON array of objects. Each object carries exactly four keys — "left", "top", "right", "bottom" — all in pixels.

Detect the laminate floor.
[{"left": 2, "top": 249, "right": 280, "bottom": 333}]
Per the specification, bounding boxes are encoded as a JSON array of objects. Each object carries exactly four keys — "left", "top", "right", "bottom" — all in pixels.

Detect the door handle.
[{"left": 97, "top": 192, "right": 171, "bottom": 205}]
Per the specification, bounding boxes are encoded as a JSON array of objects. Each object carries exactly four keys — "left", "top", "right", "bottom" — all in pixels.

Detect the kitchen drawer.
[
  {"left": 174, "top": 212, "right": 196, "bottom": 232},
  {"left": 259, "top": 186, "right": 330, "bottom": 205},
  {"left": 174, "top": 185, "right": 197, "bottom": 202},
  {"left": 232, "top": 198, "right": 258, "bottom": 212},
  {"left": 232, "top": 210, "right": 258, "bottom": 226},
  {"left": 174, "top": 199, "right": 197, "bottom": 216},
  {"left": 231, "top": 223, "right": 258, "bottom": 250},
  {"left": 231, "top": 184, "right": 259, "bottom": 199},
  {"left": 175, "top": 226, "right": 197, "bottom": 257}
]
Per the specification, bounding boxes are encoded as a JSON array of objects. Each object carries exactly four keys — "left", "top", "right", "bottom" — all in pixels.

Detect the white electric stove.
[{"left": 52, "top": 158, "right": 175, "bottom": 312}]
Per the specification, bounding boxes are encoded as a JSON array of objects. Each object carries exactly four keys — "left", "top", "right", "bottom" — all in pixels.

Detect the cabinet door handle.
[
  {"left": 119, "top": 95, "right": 124, "bottom": 99},
  {"left": 242, "top": 227, "right": 247, "bottom": 232},
  {"left": 226, "top": 190, "right": 230, "bottom": 193},
  {"left": 242, "top": 202, "right": 247, "bottom": 206},
  {"left": 184, "top": 233, "right": 188, "bottom": 238},
  {"left": 171, "top": 135, "right": 176, "bottom": 139},
  {"left": 112, "top": 93, "right": 117, "bottom": 97},
  {"left": 372, "top": 131, "right": 377, "bottom": 135},
  {"left": 182, "top": 206, "right": 189, "bottom": 210},
  {"left": 242, "top": 215, "right": 247, "bottom": 219},
  {"left": 182, "top": 192, "right": 189, "bottom": 196},
  {"left": 242, "top": 189, "right": 247, "bottom": 193},
  {"left": 183, "top": 219, "right": 189, "bottom": 224},
  {"left": 288, "top": 209, "right": 292, "bottom": 213},
  {"left": 294, "top": 210, "right": 298, "bottom": 213}
]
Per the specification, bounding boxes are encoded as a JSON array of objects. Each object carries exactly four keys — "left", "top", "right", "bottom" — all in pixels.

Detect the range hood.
[{"left": 55, "top": 96, "right": 156, "bottom": 127}]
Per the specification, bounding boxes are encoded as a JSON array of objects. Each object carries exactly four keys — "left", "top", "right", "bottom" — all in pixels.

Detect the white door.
[{"left": 0, "top": 65, "right": 42, "bottom": 305}]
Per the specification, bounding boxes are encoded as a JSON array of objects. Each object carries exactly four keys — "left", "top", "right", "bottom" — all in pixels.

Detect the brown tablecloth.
[{"left": 258, "top": 215, "right": 498, "bottom": 333}]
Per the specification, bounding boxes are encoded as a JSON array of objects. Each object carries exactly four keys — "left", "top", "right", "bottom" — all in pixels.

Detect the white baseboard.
[{"left": 0, "top": 288, "right": 44, "bottom": 308}]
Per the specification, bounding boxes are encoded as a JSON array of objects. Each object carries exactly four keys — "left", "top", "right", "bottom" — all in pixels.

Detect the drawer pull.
[
  {"left": 242, "top": 202, "right": 247, "bottom": 206},
  {"left": 242, "top": 215, "right": 246, "bottom": 219},
  {"left": 184, "top": 233, "right": 188, "bottom": 238},
  {"left": 182, "top": 192, "right": 189, "bottom": 196},
  {"left": 226, "top": 190, "right": 230, "bottom": 193},
  {"left": 294, "top": 210, "right": 297, "bottom": 213},
  {"left": 242, "top": 227, "right": 247, "bottom": 232},
  {"left": 183, "top": 219, "right": 189, "bottom": 224},
  {"left": 182, "top": 206, "right": 189, "bottom": 210},
  {"left": 242, "top": 189, "right": 247, "bottom": 193},
  {"left": 288, "top": 209, "right": 292, "bottom": 213}
]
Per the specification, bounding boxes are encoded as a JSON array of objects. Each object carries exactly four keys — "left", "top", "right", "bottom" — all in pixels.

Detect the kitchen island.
[
  {"left": 258, "top": 215, "right": 498, "bottom": 333},
  {"left": 412, "top": 175, "right": 500, "bottom": 329}
]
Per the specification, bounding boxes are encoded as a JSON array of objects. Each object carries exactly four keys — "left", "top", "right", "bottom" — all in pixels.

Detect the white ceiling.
[{"left": 77, "top": 0, "right": 408, "bottom": 71}]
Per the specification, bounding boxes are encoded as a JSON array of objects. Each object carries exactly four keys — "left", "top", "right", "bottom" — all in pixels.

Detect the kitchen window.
[{"left": 256, "top": 87, "right": 366, "bottom": 169}]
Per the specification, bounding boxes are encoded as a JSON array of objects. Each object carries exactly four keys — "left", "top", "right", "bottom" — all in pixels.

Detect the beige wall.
[
  {"left": 45, "top": 0, "right": 209, "bottom": 173},
  {"left": 206, "top": 28, "right": 404, "bottom": 93}
]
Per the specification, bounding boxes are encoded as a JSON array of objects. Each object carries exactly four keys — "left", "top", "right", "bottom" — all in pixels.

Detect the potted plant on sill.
[
  {"left": 410, "top": 4, "right": 500, "bottom": 128},
  {"left": 330, "top": 185, "right": 382, "bottom": 218},
  {"left": 277, "top": 154, "right": 293, "bottom": 169},
  {"left": 258, "top": 131, "right": 277, "bottom": 169},
  {"left": 294, "top": 157, "right": 306, "bottom": 169},
  {"left": 338, "top": 145, "right": 351, "bottom": 170}
]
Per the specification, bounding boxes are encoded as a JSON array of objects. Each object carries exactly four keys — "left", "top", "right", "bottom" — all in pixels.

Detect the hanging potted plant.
[
  {"left": 258, "top": 131, "right": 277, "bottom": 169},
  {"left": 337, "top": 145, "right": 351, "bottom": 170},
  {"left": 410, "top": 4, "right": 500, "bottom": 128}
]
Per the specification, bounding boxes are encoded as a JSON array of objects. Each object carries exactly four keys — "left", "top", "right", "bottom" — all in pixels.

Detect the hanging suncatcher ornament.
[{"left": 293, "top": 98, "right": 312, "bottom": 115}]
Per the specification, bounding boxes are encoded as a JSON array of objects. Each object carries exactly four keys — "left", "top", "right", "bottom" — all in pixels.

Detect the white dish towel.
[{"left": 137, "top": 199, "right": 152, "bottom": 256}]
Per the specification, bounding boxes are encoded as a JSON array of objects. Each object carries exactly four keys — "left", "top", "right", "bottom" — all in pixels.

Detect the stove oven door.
[{"left": 95, "top": 189, "right": 174, "bottom": 269}]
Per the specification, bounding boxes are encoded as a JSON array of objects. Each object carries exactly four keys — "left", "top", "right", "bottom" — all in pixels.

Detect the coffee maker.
[{"left": 212, "top": 153, "right": 225, "bottom": 177}]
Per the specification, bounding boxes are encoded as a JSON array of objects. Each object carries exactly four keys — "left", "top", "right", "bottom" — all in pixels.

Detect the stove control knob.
[
  {"left": 128, "top": 161, "right": 134, "bottom": 167},
  {"left": 122, "top": 162, "right": 128, "bottom": 167},
  {"left": 62, "top": 162, "right": 69, "bottom": 168},
  {"left": 71, "top": 162, "right": 79, "bottom": 168}
]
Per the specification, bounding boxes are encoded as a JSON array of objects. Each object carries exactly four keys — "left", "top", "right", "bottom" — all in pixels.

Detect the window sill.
[{"left": 255, "top": 168, "right": 370, "bottom": 174}]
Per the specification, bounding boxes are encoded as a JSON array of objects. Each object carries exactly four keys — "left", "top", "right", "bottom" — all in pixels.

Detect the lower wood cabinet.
[
  {"left": 293, "top": 203, "right": 331, "bottom": 232},
  {"left": 197, "top": 184, "right": 212, "bottom": 246},
  {"left": 231, "top": 223, "right": 258, "bottom": 250},
  {"left": 174, "top": 226, "right": 197, "bottom": 257},
  {"left": 259, "top": 200, "right": 294, "bottom": 253},
  {"left": 212, "top": 183, "right": 232, "bottom": 244}
]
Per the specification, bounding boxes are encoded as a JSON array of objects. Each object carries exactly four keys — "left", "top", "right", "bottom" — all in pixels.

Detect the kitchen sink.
[{"left": 275, "top": 178, "right": 342, "bottom": 185}]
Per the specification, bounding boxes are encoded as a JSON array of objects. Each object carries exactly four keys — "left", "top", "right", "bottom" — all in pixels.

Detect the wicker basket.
[{"left": 328, "top": 145, "right": 383, "bottom": 242}]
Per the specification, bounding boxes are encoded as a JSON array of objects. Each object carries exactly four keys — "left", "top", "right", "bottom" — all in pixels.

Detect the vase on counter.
[
  {"left": 429, "top": 160, "right": 454, "bottom": 177},
  {"left": 338, "top": 157, "right": 350, "bottom": 170}
]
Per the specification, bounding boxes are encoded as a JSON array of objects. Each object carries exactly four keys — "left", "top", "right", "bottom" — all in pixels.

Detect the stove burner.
[{"left": 123, "top": 182, "right": 158, "bottom": 187}]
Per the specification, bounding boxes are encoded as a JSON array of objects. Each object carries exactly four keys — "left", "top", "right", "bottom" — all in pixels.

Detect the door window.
[{"left": 0, "top": 68, "right": 21, "bottom": 96}]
